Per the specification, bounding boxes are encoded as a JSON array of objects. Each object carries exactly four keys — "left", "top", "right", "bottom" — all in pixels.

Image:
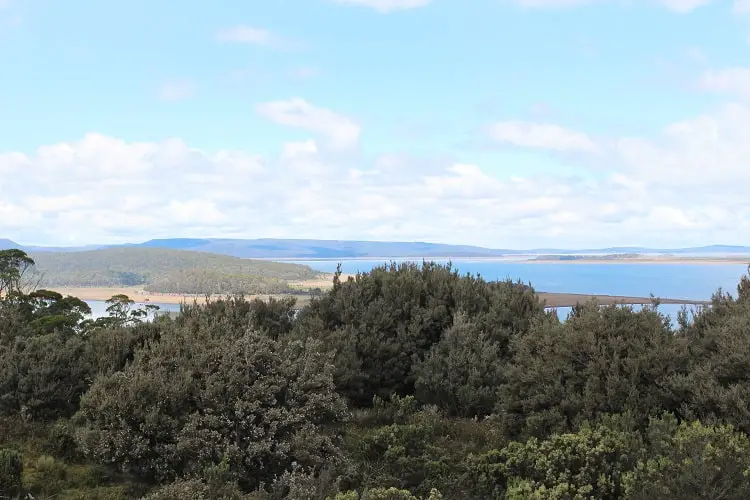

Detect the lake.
[
  {"left": 291, "top": 259, "right": 749, "bottom": 323},
  {"left": 83, "top": 259, "right": 748, "bottom": 324},
  {"left": 86, "top": 300, "right": 181, "bottom": 320}
]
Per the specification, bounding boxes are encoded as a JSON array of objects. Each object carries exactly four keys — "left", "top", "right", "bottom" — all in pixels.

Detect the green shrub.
[
  {"left": 414, "top": 313, "right": 505, "bottom": 418},
  {"left": 294, "top": 263, "right": 545, "bottom": 406},
  {"left": 75, "top": 324, "right": 348, "bottom": 490},
  {"left": 623, "top": 416, "right": 750, "bottom": 499},
  {"left": 362, "top": 488, "right": 418, "bottom": 500},
  {"left": 0, "top": 448, "right": 23, "bottom": 497},
  {"left": 143, "top": 478, "right": 212, "bottom": 499},
  {"left": 25, "top": 454, "right": 67, "bottom": 495},
  {"left": 467, "top": 422, "right": 643, "bottom": 499},
  {"left": 329, "top": 492, "right": 360, "bottom": 500},
  {"left": 57, "top": 485, "right": 130, "bottom": 500},
  {"left": 252, "top": 462, "right": 345, "bottom": 500},
  {"left": 44, "top": 418, "right": 80, "bottom": 460},
  {"left": 370, "top": 394, "right": 419, "bottom": 425},
  {"left": 144, "top": 477, "right": 245, "bottom": 499},
  {"left": 330, "top": 487, "right": 443, "bottom": 500},
  {"left": 499, "top": 301, "right": 681, "bottom": 439}
]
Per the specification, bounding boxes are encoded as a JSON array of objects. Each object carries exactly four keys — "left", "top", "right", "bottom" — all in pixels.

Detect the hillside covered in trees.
[
  {"left": 27, "top": 247, "right": 320, "bottom": 295},
  {"left": 2, "top": 248, "right": 750, "bottom": 499}
]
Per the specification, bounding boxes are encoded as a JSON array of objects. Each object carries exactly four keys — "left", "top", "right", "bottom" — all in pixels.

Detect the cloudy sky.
[{"left": 0, "top": 0, "right": 748, "bottom": 248}]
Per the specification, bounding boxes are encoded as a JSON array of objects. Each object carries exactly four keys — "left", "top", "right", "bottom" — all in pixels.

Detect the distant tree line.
[
  {"left": 25, "top": 247, "right": 320, "bottom": 295},
  {"left": 143, "top": 269, "right": 294, "bottom": 295},
  {"left": 2, "top": 248, "right": 750, "bottom": 498}
]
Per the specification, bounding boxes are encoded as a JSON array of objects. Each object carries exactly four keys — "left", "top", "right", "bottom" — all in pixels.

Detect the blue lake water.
[
  {"left": 292, "top": 259, "right": 749, "bottom": 323},
  {"left": 85, "top": 300, "right": 181, "bottom": 320},
  {"left": 82, "top": 260, "right": 748, "bottom": 325}
]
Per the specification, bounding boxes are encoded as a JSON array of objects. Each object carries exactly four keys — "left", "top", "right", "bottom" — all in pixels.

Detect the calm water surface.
[
  {"left": 84, "top": 260, "right": 748, "bottom": 324},
  {"left": 85, "top": 300, "right": 181, "bottom": 320},
  {"left": 292, "top": 259, "right": 749, "bottom": 323}
]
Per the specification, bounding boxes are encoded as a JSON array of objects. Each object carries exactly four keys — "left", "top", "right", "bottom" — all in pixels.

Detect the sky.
[{"left": 0, "top": 0, "right": 748, "bottom": 249}]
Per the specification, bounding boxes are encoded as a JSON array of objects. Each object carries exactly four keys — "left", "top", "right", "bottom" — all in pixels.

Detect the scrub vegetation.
[{"left": 2, "top": 248, "right": 750, "bottom": 499}]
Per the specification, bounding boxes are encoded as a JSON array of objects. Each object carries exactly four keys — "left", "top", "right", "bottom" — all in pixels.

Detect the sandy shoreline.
[
  {"left": 537, "top": 292, "right": 709, "bottom": 307},
  {"left": 526, "top": 257, "right": 750, "bottom": 265},
  {"left": 49, "top": 287, "right": 316, "bottom": 307},
  {"left": 49, "top": 286, "right": 710, "bottom": 309}
]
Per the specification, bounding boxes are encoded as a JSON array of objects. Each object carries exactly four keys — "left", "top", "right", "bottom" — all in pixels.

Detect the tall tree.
[
  {"left": 90, "top": 294, "right": 160, "bottom": 328},
  {"left": 0, "top": 249, "right": 35, "bottom": 297}
]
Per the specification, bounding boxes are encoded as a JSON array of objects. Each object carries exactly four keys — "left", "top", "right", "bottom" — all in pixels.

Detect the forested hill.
[{"left": 28, "top": 247, "right": 320, "bottom": 294}]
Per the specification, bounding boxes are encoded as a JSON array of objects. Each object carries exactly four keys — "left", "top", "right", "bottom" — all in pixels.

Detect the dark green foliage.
[
  {"left": 295, "top": 262, "right": 545, "bottom": 406},
  {"left": 44, "top": 418, "right": 80, "bottom": 460},
  {"left": 176, "top": 295, "right": 298, "bottom": 340},
  {"left": 83, "top": 321, "right": 163, "bottom": 376},
  {"left": 0, "top": 320, "right": 163, "bottom": 421},
  {"left": 0, "top": 288, "right": 91, "bottom": 340},
  {"left": 0, "top": 448, "right": 23, "bottom": 497},
  {"left": 74, "top": 302, "right": 349, "bottom": 490},
  {"left": 0, "top": 333, "right": 91, "bottom": 420},
  {"left": 369, "top": 394, "right": 420, "bottom": 426},
  {"left": 669, "top": 273, "right": 750, "bottom": 433},
  {"left": 17, "top": 289, "right": 92, "bottom": 336},
  {"left": 414, "top": 313, "right": 505, "bottom": 418},
  {"left": 499, "top": 301, "right": 683, "bottom": 439},
  {"left": 347, "top": 404, "right": 505, "bottom": 498}
]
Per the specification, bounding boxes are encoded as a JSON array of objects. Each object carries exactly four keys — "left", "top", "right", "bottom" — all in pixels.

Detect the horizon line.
[{"left": 2, "top": 237, "right": 750, "bottom": 253}]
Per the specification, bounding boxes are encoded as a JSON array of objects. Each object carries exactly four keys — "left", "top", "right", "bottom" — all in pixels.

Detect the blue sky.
[{"left": 0, "top": 0, "right": 749, "bottom": 248}]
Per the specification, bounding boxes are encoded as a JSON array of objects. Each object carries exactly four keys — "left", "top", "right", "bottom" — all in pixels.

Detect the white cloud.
[
  {"left": 158, "top": 80, "right": 195, "bottom": 101},
  {"left": 331, "top": 0, "right": 432, "bottom": 12},
  {"left": 290, "top": 66, "right": 320, "bottom": 79},
  {"left": 488, "top": 121, "right": 600, "bottom": 153},
  {"left": 699, "top": 67, "right": 750, "bottom": 99},
  {"left": 257, "top": 98, "right": 361, "bottom": 150},
  {"left": 512, "top": 0, "right": 597, "bottom": 7},
  {"left": 611, "top": 103, "right": 750, "bottom": 187},
  {"left": 684, "top": 46, "right": 708, "bottom": 64},
  {"left": 281, "top": 140, "right": 318, "bottom": 162},
  {"left": 2, "top": 100, "right": 750, "bottom": 248},
  {"left": 659, "top": 0, "right": 712, "bottom": 12},
  {"left": 509, "top": 0, "right": 712, "bottom": 12},
  {"left": 215, "top": 25, "right": 300, "bottom": 49},
  {"left": 216, "top": 26, "right": 273, "bottom": 44}
]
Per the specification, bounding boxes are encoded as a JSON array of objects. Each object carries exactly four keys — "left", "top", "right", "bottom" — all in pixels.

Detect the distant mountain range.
[{"left": 2, "top": 238, "right": 750, "bottom": 259}]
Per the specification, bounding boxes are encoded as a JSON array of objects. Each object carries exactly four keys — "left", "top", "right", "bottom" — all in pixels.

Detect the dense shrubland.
[{"left": 2, "top": 248, "right": 750, "bottom": 498}]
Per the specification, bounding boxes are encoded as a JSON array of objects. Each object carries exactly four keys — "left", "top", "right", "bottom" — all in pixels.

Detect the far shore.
[
  {"left": 265, "top": 255, "right": 750, "bottom": 266},
  {"left": 526, "top": 257, "right": 750, "bottom": 266},
  {"left": 49, "top": 285, "right": 711, "bottom": 309},
  {"left": 49, "top": 287, "right": 313, "bottom": 307},
  {"left": 538, "top": 293, "right": 709, "bottom": 307}
]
